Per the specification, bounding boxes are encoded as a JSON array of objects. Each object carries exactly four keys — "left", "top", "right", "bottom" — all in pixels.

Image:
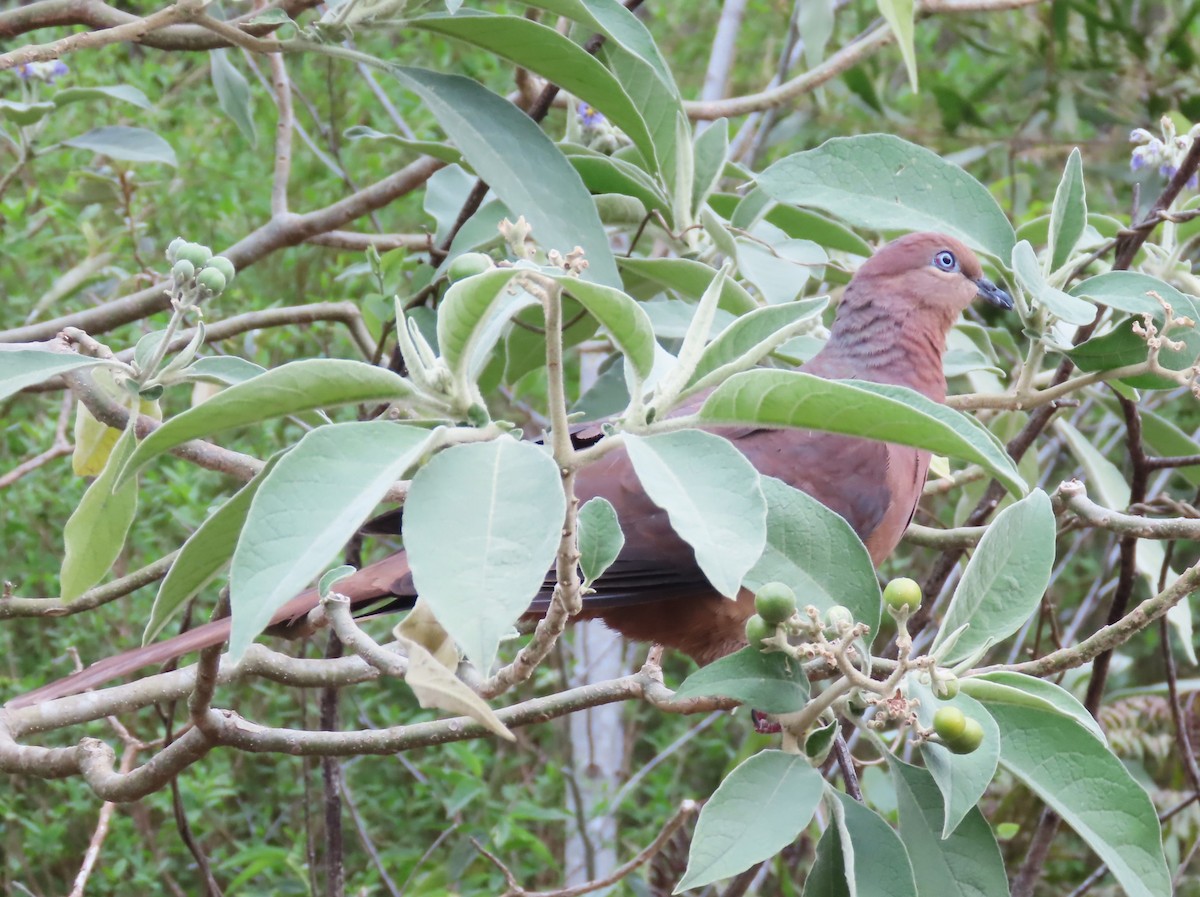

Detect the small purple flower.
[
  {"left": 577, "top": 101, "right": 605, "bottom": 128},
  {"left": 13, "top": 60, "right": 69, "bottom": 84}
]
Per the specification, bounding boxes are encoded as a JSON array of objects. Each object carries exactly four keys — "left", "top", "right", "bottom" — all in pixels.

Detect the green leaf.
[
  {"left": 120, "top": 359, "right": 416, "bottom": 483},
  {"left": 673, "top": 646, "right": 809, "bottom": 713},
  {"left": 692, "top": 119, "right": 728, "bottom": 213},
  {"left": 52, "top": 84, "right": 151, "bottom": 110},
  {"left": 0, "top": 347, "right": 107, "bottom": 403},
  {"left": 1048, "top": 147, "right": 1087, "bottom": 272},
  {"left": 743, "top": 476, "right": 882, "bottom": 640},
  {"left": 1070, "top": 270, "right": 1200, "bottom": 319},
  {"left": 229, "top": 423, "right": 429, "bottom": 661},
  {"left": 343, "top": 125, "right": 465, "bottom": 164},
  {"left": 758, "top": 134, "right": 1015, "bottom": 261},
  {"left": 961, "top": 671, "right": 1105, "bottom": 742},
  {"left": 144, "top": 455, "right": 281, "bottom": 645},
  {"left": 210, "top": 49, "right": 257, "bottom": 146},
  {"left": 404, "top": 437, "right": 566, "bottom": 671},
  {"left": 698, "top": 371, "right": 1026, "bottom": 497},
  {"left": 932, "top": 490, "right": 1056, "bottom": 664},
  {"left": 804, "top": 819, "right": 849, "bottom": 897},
  {"left": 618, "top": 256, "right": 758, "bottom": 315},
  {"left": 686, "top": 298, "right": 828, "bottom": 391},
  {"left": 983, "top": 701, "right": 1171, "bottom": 897},
  {"left": 623, "top": 430, "right": 767, "bottom": 598},
  {"left": 876, "top": 0, "right": 918, "bottom": 90},
  {"left": 892, "top": 761, "right": 1009, "bottom": 897},
  {"left": 60, "top": 422, "right": 139, "bottom": 600},
  {"left": 735, "top": 238, "right": 827, "bottom": 305},
  {"left": 1011, "top": 240, "right": 1095, "bottom": 325},
  {"left": 389, "top": 66, "right": 619, "bottom": 287},
  {"left": 0, "top": 99, "right": 56, "bottom": 125},
  {"left": 577, "top": 497, "right": 624, "bottom": 586},
  {"left": 554, "top": 275, "right": 658, "bottom": 385},
  {"left": 62, "top": 126, "right": 177, "bottom": 166},
  {"left": 910, "top": 682, "right": 1001, "bottom": 837},
  {"left": 565, "top": 149, "right": 670, "bottom": 217},
  {"left": 675, "top": 751, "right": 823, "bottom": 892},
  {"left": 829, "top": 791, "right": 918, "bottom": 897},
  {"left": 437, "top": 268, "right": 531, "bottom": 385},
  {"left": 412, "top": 11, "right": 657, "bottom": 173}
]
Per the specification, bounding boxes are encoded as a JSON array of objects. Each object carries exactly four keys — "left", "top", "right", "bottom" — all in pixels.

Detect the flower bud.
[
  {"left": 196, "top": 267, "right": 226, "bottom": 295},
  {"left": 204, "top": 255, "right": 236, "bottom": 284}
]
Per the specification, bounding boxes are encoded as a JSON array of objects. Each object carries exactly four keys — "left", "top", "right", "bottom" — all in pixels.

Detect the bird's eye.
[{"left": 933, "top": 250, "right": 958, "bottom": 272}]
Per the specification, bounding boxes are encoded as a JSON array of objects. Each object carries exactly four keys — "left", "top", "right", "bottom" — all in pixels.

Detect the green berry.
[
  {"left": 196, "top": 267, "right": 226, "bottom": 294},
  {"left": 824, "top": 605, "right": 855, "bottom": 631},
  {"left": 933, "top": 706, "right": 967, "bottom": 741},
  {"left": 883, "top": 577, "right": 922, "bottom": 612},
  {"left": 947, "top": 718, "right": 984, "bottom": 755},
  {"left": 204, "top": 255, "right": 236, "bottom": 284},
  {"left": 175, "top": 242, "right": 212, "bottom": 267},
  {"left": 171, "top": 259, "right": 195, "bottom": 282},
  {"left": 754, "top": 582, "right": 797, "bottom": 624},
  {"left": 166, "top": 237, "right": 187, "bottom": 263},
  {"left": 447, "top": 252, "right": 494, "bottom": 282},
  {"left": 744, "top": 614, "right": 774, "bottom": 649}
]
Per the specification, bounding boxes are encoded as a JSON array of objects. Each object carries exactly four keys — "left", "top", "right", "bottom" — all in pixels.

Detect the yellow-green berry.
[
  {"left": 933, "top": 706, "right": 967, "bottom": 741},
  {"left": 175, "top": 242, "right": 212, "bottom": 267},
  {"left": 947, "top": 718, "right": 984, "bottom": 755},
  {"left": 196, "top": 267, "right": 226, "bottom": 294},
  {"left": 204, "top": 255, "right": 236, "bottom": 284},
  {"left": 883, "top": 577, "right": 922, "bottom": 612},
  {"left": 934, "top": 673, "right": 960, "bottom": 700},
  {"left": 754, "top": 582, "right": 797, "bottom": 624},
  {"left": 447, "top": 252, "right": 494, "bottom": 282},
  {"left": 744, "top": 614, "right": 774, "bottom": 649}
]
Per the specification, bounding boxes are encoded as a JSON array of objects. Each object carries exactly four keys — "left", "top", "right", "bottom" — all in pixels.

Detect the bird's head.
[{"left": 854, "top": 231, "right": 1013, "bottom": 314}]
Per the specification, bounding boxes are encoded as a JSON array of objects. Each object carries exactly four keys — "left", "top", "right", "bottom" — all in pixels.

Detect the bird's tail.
[{"left": 6, "top": 551, "right": 417, "bottom": 709}]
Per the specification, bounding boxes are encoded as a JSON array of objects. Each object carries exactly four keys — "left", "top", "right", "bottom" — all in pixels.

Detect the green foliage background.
[{"left": 5, "top": 1, "right": 1200, "bottom": 894}]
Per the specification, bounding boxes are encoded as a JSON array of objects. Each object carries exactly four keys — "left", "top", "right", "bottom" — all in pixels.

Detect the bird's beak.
[{"left": 974, "top": 276, "right": 1013, "bottom": 310}]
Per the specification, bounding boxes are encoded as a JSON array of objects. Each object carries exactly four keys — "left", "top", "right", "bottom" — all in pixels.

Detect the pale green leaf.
[
  {"left": 0, "top": 347, "right": 107, "bottom": 403},
  {"left": 412, "top": 11, "right": 657, "bottom": 172},
  {"left": 1011, "top": 240, "right": 1095, "bottom": 325},
  {"left": 674, "top": 646, "right": 809, "bottom": 713},
  {"left": 63, "top": 126, "right": 177, "bottom": 166},
  {"left": 961, "top": 671, "right": 1105, "bottom": 742},
  {"left": 229, "top": 423, "right": 430, "bottom": 661},
  {"left": 892, "top": 761, "right": 1009, "bottom": 897},
  {"left": 910, "top": 682, "right": 1001, "bottom": 837},
  {"left": 53, "top": 84, "right": 151, "bottom": 110},
  {"left": 829, "top": 790, "right": 918, "bottom": 897},
  {"left": 758, "top": 134, "right": 1015, "bottom": 260},
  {"left": 60, "top": 423, "right": 139, "bottom": 600},
  {"left": 698, "top": 371, "right": 1026, "bottom": 497},
  {"left": 735, "top": 238, "right": 827, "bottom": 305},
  {"left": 686, "top": 298, "right": 828, "bottom": 392},
  {"left": 618, "top": 256, "right": 758, "bottom": 314},
  {"left": 437, "top": 267, "right": 531, "bottom": 383},
  {"left": 984, "top": 702, "right": 1171, "bottom": 897},
  {"left": 210, "top": 49, "right": 257, "bottom": 146},
  {"left": 577, "top": 497, "right": 624, "bottom": 586},
  {"left": 1048, "top": 147, "right": 1086, "bottom": 272},
  {"left": 555, "top": 275, "right": 658, "bottom": 384},
  {"left": 120, "top": 359, "right": 417, "bottom": 483},
  {"left": 743, "top": 476, "right": 882, "bottom": 639},
  {"left": 144, "top": 454, "right": 281, "bottom": 645},
  {"left": 933, "top": 490, "right": 1056, "bottom": 663},
  {"left": 390, "top": 66, "right": 619, "bottom": 287},
  {"left": 876, "top": 0, "right": 918, "bottom": 90},
  {"left": 404, "top": 437, "right": 566, "bottom": 671},
  {"left": 675, "top": 751, "right": 823, "bottom": 892},
  {"left": 623, "top": 430, "right": 766, "bottom": 598},
  {"left": 692, "top": 118, "right": 728, "bottom": 213}
]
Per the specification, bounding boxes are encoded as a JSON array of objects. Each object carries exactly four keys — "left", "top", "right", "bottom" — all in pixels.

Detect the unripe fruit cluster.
[
  {"left": 167, "top": 238, "right": 235, "bottom": 297},
  {"left": 932, "top": 707, "right": 984, "bottom": 754}
]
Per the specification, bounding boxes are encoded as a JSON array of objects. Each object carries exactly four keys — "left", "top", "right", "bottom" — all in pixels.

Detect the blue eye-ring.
[{"left": 933, "top": 250, "right": 958, "bottom": 271}]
